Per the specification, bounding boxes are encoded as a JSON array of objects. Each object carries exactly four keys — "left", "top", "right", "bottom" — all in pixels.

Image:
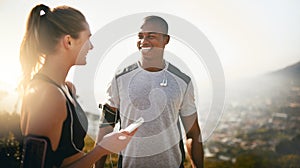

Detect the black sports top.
[{"left": 22, "top": 74, "right": 88, "bottom": 167}]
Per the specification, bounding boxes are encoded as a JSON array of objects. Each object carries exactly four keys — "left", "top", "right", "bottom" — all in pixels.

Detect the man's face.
[
  {"left": 137, "top": 32, "right": 168, "bottom": 50},
  {"left": 137, "top": 21, "right": 169, "bottom": 55}
]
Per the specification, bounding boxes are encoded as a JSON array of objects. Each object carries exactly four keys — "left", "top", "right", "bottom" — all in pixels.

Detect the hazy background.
[
  {"left": 1, "top": 1, "right": 300, "bottom": 167},
  {"left": 1, "top": 0, "right": 299, "bottom": 98},
  {"left": 0, "top": 0, "right": 300, "bottom": 129},
  {"left": 1, "top": 0, "right": 300, "bottom": 84}
]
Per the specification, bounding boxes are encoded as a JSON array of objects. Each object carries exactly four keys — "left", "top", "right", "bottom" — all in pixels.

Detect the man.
[{"left": 96, "top": 15, "right": 204, "bottom": 168}]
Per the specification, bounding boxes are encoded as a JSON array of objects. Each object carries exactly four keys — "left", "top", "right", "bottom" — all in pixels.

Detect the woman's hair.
[{"left": 19, "top": 4, "right": 87, "bottom": 89}]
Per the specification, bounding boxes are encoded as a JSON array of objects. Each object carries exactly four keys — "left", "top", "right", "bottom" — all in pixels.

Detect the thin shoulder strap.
[
  {"left": 33, "top": 74, "right": 65, "bottom": 93},
  {"left": 34, "top": 74, "right": 76, "bottom": 101}
]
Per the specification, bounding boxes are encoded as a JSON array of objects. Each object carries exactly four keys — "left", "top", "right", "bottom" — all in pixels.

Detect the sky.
[
  {"left": 1, "top": 0, "right": 300, "bottom": 86},
  {"left": 0, "top": 0, "right": 300, "bottom": 113}
]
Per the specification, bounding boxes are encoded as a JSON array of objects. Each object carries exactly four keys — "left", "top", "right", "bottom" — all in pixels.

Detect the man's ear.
[
  {"left": 63, "top": 35, "right": 72, "bottom": 49},
  {"left": 164, "top": 35, "right": 170, "bottom": 45}
]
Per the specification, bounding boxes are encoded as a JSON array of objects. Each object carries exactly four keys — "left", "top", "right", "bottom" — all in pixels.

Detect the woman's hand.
[{"left": 96, "top": 129, "right": 138, "bottom": 155}]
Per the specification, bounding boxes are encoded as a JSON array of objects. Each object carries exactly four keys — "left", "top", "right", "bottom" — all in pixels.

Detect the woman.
[{"left": 19, "top": 4, "right": 134, "bottom": 168}]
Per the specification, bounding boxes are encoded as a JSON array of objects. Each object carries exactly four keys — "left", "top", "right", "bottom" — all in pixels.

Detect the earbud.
[{"left": 160, "top": 79, "right": 168, "bottom": 87}]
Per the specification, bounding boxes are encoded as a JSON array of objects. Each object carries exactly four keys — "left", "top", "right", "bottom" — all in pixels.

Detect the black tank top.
[{"left": 27, "top": 74, "right": 88, "bottom": 167}]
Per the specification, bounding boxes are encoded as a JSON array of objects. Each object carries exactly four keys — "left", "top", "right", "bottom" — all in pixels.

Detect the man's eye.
[{"left": 138, "top": 35, "right": 155, "bottom": 39}]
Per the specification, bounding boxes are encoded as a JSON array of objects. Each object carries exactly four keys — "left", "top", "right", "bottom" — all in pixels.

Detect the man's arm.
[
  {"left": 181, "top": 113, "right": 204, "bottom": 168},
  {"left": 95, "top": 104, "right": 118, "bottom": 168}
]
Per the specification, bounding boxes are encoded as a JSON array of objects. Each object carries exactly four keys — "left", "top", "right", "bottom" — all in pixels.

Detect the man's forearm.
[
  {"left": 95, "top": 126, "right": 114, "bottom": 168},
  {"left": 186, "top": 137, "right": 204, "bottom": 168},
  {"left": 95, "top": 155, "right": 108, "bottom": 168}
]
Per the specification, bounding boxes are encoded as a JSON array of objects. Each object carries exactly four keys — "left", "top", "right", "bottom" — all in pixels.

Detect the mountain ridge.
[{"left": 271, "top": 61, "right": 300, "bottom": 75}]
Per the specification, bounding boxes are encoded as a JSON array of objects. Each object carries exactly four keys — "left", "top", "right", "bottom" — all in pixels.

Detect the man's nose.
[{"left": 140, "top": 37, "right": 149, "bottom": 45}]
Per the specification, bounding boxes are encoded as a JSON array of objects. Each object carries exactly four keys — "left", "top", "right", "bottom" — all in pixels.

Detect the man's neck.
[{"left": 139, "top": 58, "right": 165, "bottom": 72}]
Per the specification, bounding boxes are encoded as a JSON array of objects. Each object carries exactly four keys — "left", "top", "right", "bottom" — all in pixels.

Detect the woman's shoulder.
[
  {"left": 24, "top": 80, "right": 67, "bottom": 121},
  {"left": 26, "top": 79, "right": 66, "bottom": 102}
]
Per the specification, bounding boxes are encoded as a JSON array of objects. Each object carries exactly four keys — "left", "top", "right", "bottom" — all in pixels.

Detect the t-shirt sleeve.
[
  {"left": 105, "top": 76, "right": 120, "bottom": 109},
  {"left": 180, "top": 81, "right": 197, "bottom": 116}
]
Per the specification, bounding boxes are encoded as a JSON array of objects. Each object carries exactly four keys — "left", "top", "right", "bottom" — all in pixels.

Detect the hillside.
[
  {"left": 207, "top": 60, "right": 300, "bottom": 166},
  {"left": 264, "top": 60, "right": 300, "bottom": 88},
  {"left": 271, "top": 61, "right": 300, "bottom": 78}
]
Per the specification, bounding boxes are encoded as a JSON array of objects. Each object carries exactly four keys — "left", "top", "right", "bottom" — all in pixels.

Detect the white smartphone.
[
  {"left": 118, "top": 117, "right": 144, "bottom": 140},
  {"left": 123, "top": 117, "right": 144, "bottom": 133}
]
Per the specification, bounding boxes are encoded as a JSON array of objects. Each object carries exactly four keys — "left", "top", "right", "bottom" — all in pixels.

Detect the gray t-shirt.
[{"left": 106, "top": 60, "right": 197, "bottom": 167}]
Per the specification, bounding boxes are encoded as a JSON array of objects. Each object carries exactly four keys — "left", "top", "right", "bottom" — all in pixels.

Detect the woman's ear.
[{"left": 63, "top": 35, "right": 72, "bottom": 49}]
